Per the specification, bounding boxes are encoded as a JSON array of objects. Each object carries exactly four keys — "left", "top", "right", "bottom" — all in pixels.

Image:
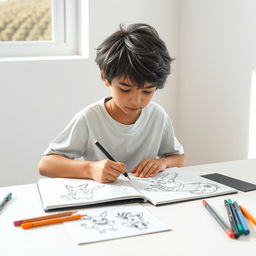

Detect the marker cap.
[
  {"left": 21, "top": 223, "right": 33, "bottom": 229},
  {"left": 226, "top": 229, "right": 235, "bottom": 238},
  {"left": 13, "top": 220, "right": 23, "bottom": 226}
]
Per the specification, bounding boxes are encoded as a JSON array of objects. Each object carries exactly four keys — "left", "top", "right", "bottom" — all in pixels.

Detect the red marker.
[{"left": 202, "top": 200, "right": 234, "bottom": 239}]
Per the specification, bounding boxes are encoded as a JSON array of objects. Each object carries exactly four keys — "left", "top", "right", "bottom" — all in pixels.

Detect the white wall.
[
  {"left": 2, "top": 0, "right": 256, "bottom": 187},
  {"left": 177, "top": 0, "right": 256, "bottom": 165},
  {"left": 0, "top": 0, "right": 179, "bottom": 186}
]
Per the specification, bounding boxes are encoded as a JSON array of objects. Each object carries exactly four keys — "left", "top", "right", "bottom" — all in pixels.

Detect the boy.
[{"left": 38, "top": 23, "right": 185, "bottom": 183}]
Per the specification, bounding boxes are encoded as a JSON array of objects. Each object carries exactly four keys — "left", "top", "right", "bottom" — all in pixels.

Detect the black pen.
[
  {"left": 224, "top": 199, "right": 239, "bottom": 239},
  {"left": 94, "top": 140, "right": 131, "bottom": 180},
  {"left": 0, "top": 192, "right": 12, "bottom": 213}
]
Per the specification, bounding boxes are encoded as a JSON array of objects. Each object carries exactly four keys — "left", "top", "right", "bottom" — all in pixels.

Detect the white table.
[{"left": 1, "top": 160, "right": 256, "bottom": 256}]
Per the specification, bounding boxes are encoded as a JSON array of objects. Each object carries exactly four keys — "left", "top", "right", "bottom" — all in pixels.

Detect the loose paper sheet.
[{"left": 63, "top": 203, "right": 170, "bottom": 244}]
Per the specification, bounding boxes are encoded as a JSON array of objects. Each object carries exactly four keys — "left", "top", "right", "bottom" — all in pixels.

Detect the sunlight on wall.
[{"left": 248, "top": 70, "right": 256, "bottom": 159}]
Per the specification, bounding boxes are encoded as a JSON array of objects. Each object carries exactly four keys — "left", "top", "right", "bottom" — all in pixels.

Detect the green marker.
[{"left": 227, "top": 199, "right": 244, "bottom": 235}]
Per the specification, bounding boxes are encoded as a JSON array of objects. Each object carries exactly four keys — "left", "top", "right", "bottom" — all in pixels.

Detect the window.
[
  {"left": 0, "top": 0, "right": 88, "bottom": 58},
  {"left": 248, "top": 70, "right": 256, "bottom": 159}
]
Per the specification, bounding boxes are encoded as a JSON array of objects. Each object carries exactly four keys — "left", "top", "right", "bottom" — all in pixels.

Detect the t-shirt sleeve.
[
  {"left": 158, "top": 113, "right": 184, "bottom": 157},
  {"left": 43, "top": 113, "right": 89, "bottom": 159}
]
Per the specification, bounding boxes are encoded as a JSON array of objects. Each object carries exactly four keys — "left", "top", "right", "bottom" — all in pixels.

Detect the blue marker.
[
  {"left": 0, "top": 192, "right": 12, "bottom": 213},
  {"left": 233, "top": 201, "right": 250, "bottom": 235}
]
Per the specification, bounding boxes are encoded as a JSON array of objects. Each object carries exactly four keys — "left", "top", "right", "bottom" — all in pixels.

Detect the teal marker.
[{"left": 227, "top": 199, "right": 244, "bottom": 235}]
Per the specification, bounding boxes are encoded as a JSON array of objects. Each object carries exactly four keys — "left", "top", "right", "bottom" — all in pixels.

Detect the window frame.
[{"left": 0, "top": 0, "right": 88, "bottom": 58}]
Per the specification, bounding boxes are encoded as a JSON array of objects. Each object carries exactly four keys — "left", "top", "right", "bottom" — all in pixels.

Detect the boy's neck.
[{"left": 104, "top": 99, "right": 141, "bottom": 125}]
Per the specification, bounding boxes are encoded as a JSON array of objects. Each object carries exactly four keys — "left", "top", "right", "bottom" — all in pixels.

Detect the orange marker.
[
  {"left": 14, "top": 210, "right": 78, "bottom": 226},
  {"left": 21, "top": 214, "right": 86, "bottom": 229},
  {"left": 240, "top": 205, "right": 256, "bottom": 225}
]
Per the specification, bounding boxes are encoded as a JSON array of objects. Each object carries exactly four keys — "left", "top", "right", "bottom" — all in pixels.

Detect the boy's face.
[{"left": 104, "top": 76, "right": 157, "bottom": 116}]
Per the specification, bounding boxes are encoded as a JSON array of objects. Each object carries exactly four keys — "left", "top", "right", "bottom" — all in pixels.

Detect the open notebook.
[{"left": 37, "top": 167, "right": 237, "bottom": 211}]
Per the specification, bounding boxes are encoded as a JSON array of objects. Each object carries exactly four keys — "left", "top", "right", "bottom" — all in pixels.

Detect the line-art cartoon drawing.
[
  {"left": 61, "top": 183, "right": 105, "bottom": 201},
  {"left": 109, "top": 184, "right": 131, "bottom": 195},
  {"left": 81, "top": 211, "right": 117, "bottom": 233},
  {"left": 142, "top": 172, "right": 219, "bottom": 194},
  {"left": 116, "top": 212, "right": 149, "bottom": 230}
]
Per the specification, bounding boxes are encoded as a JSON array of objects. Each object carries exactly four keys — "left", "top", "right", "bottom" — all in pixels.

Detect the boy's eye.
[
  {"left": 143, "top": 91, "right": 154, "bottom": 94},
  {"left": 119, "top": 88, "right": 155, "bottom": 94},
  {"left": 119, "top": 88, "right": 131, "bottom": 93}
]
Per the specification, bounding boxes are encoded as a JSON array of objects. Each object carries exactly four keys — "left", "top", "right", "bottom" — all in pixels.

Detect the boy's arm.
[
  {"left": 38, "top": 154, "right": 92, "bottom": 179},
  {"left": 131, "top": 154, "right": 185, "bottom": 178},
  {"left": 38, "top": 154, "right": 126, "bottom": 183},
  {"left": 161, "top": 154, "right": 186, "bottom": 168}
]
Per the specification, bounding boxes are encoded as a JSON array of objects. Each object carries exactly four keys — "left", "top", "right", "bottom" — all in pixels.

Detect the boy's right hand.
[{"left": 90, "top": 159, "right": 126, "bottom": 183}]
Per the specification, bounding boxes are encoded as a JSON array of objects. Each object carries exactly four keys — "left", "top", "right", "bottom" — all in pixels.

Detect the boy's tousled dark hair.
[{"left": 95, "top": 23, "right": 173, "bottom": 89}]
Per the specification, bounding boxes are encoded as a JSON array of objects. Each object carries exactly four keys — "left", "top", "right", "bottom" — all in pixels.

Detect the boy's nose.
[{"left": 130, "top": 92, "right": 141, "bottom": 106}]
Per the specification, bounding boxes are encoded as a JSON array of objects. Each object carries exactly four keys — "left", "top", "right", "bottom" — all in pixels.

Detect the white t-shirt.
[{"left": 43, "top": 98, "right": 184, "bottom": 171}]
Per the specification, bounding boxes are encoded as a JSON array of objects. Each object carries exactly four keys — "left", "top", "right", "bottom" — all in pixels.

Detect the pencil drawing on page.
[
  {"left": 142, "top": 172, "right": 219, "bottom": 194},
  {"left": 108, "top": 184, "right": 131, "bottom": 195},
  {"left": 116, "top": 212, "right": 149, "bottom": 230},
  {"left": 81, "top": 211, "right": 117, "bottom": 233},
  {"left": 80, "top": 210, "right": 150, "bottom": 234},
  {"left": 61, "top": 183, "right": 105, "bottom": 200}
]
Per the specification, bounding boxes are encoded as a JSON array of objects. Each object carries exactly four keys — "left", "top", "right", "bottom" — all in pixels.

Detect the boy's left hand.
[{"left": 131, "top": 158, "right": 167, "bottom": 178}]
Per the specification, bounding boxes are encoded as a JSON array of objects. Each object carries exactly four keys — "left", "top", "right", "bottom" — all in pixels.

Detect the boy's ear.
[
  {"left": 103, "top": 79, "right": 111, "bottom": 87},
  {"left": 101, "top": 71, "right": 111, "bottom": 87}
]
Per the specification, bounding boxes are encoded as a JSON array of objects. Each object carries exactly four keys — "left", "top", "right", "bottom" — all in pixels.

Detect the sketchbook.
[
  {"left": 37, "top": 167, "right": 237, "bottom": 211},
  {"left": 63, "top": 203, "right": 170, "bottom": 245}
]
